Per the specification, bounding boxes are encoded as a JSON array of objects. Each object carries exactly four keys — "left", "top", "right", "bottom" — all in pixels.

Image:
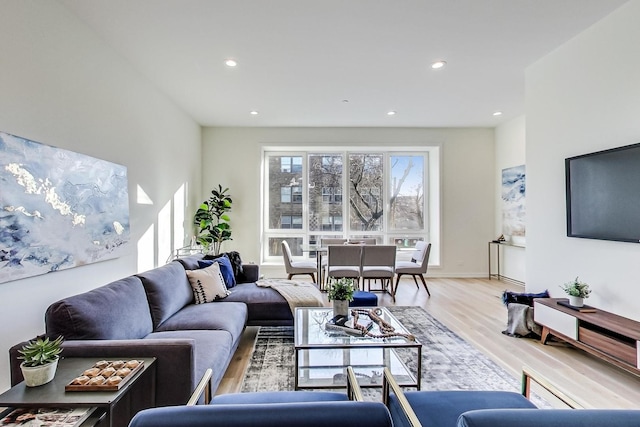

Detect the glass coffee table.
[{"left": 294, "top": 307, "right": 422, "bottom": 390}]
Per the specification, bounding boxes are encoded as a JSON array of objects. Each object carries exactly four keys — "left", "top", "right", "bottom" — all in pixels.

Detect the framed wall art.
[{"left": 0, "top": 131, "right": 130, "bottom": 284}]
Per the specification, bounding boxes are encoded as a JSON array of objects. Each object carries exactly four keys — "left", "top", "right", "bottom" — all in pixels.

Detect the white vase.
[
  {"left": 20, "top": 358, "right": 58, "bottom": 387},
  {"left": 568, "top": 295, "right": 584, "bottom": 307},
  {"left": 333, "top": 299, "right": 349, "bottom": 317}
]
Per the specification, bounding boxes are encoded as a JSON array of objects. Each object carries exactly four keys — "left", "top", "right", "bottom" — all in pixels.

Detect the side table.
[{"left": 0, "top": 357, "right": 156, "bottom": 427}]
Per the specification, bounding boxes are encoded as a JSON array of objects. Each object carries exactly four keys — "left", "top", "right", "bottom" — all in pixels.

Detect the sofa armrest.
[
  {"left": 238, "top": 263, "right": 260, "bottom": 283},
  {"left": 10, "top": 338, "right": 196, "bottom": 407}
]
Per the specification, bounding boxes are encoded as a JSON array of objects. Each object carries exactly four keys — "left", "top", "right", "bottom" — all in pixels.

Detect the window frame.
[{"left": 261, "top": 146, "right": 440, "bottom": 265}]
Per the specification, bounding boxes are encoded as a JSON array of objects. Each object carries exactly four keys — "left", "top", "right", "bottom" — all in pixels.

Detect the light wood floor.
[{"left": 218, "top": 277, "right": 640, "bottom": 408}]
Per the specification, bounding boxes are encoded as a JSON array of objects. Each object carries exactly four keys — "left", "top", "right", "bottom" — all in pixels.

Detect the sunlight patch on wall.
[
  {"left": 173, "top": 184, "right": 186, "bottom": 250},
  {"left": 137, "top": 224, "right": 155, "bottom": 272},
  {"left": 158, "top": 200, "right": 172, "bottom": 265},
  {"left": 137, "top": 185, "right": 154, "bottom": 205}
]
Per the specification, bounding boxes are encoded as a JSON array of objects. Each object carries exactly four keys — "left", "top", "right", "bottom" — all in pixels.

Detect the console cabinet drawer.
[
  {"left": 578, "top": 326, "right": 638, "bottom": 366},
  {"left": 534, "top": 301, "right": 578, "bottom": 340}
]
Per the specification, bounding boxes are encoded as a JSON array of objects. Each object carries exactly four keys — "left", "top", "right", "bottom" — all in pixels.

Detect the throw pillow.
[
  {"left": 186, "top": 263, "right": 230, "bottom": 304},
  {"left": 198, "top": 256, "right": 236, "bottom": 288},
  {"left": 204, "top": 251, "right": 244, "bottom": 281}
]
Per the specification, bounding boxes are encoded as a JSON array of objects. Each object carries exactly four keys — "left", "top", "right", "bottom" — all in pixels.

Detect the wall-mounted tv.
[{"left": 566, "top": 142, "right": 640, "bottom": 243}]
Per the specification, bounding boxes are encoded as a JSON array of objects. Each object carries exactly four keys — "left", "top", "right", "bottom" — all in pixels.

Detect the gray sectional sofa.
[{"left": 9, "top": 254, "right": 293, "bottom": 407}]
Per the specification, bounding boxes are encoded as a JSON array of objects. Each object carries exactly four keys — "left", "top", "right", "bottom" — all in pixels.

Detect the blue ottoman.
[{"left": 350, "top": 290, "right": 378, "bottom": 307}]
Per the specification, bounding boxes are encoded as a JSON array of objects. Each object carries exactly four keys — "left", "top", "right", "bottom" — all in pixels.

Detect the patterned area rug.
[{"left": 241, "top": 306, "right": 545, "bottom": 404}]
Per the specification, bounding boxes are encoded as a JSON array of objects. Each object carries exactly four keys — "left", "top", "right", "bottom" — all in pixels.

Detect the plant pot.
[
  {"left": 333, "top": 299, "right": 349, "bottom": 318},
  {"left": 20, "top": 358, "right": 58, "bottom": 387},
  {"left": 568, "top": 295, "right": 584, "bottom": 307}
]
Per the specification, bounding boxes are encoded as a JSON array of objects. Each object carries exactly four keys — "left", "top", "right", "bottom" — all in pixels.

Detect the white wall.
[
  {"left": 0, "top": 1, "right": 201, "bottom": 391},
  {"left": 202, "top": 126, "right": 495, "bottom": 278},
  {"left": 526, "top": 0, "right": 640, "bottom": 320},
  {"left": 494, "top": 116, "right": 526, "bottom": 283}
]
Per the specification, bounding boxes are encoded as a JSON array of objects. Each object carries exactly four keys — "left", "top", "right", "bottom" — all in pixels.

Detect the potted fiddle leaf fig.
[
  {"left": 18, "top": 336, "right": 64, "bottom": 387},
  {"left": 561, "top": 277, "right": 591, "bottom": 307},
  {"left": 328, "top": 278, "right": 356, "bottom": 317},
  {"left": 194, "top": 185, "right": 233, "bottom": 255}
]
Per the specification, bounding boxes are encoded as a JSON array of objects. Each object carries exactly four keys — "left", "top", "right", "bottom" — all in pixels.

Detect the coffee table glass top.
[{"left": 295, "top": 307, "right": 419, "bottom": 348}]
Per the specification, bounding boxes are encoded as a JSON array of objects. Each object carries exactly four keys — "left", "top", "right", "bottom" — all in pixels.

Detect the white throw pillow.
[{"left": 186, "top": 262, "right": 230, "bottom": 304}]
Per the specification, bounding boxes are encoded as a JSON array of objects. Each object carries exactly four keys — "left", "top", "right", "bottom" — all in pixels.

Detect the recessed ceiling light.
[
  {"left": 250, "top": 110, "right": 259, "bottom": 115},
  {"left": 387, "top": 111, "right": 397, "bottom": 116},
  {"left": 493, "top": 111, "right": 503, "bottom": 116},
  {"left": 225, "top": 59, "right": 237, "bottom": 67},
  {"left": 431, "top": 60, "right": 447, "bottom": 69}
]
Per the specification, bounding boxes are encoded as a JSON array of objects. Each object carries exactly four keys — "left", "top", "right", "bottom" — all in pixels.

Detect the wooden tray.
[{"left": 65, "top": 360, "right": 144, "bottom": 392}]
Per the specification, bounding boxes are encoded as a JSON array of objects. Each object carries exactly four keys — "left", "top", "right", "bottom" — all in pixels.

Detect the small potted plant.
[
  {"left": 560, "top": 277, "right": 591, "bottom": 307},
  {"left": 18, "top": 336, "right": 64, "bottom": 387},
  {"left": 328, "top": 278, "right": 357, "bottom": 317}
]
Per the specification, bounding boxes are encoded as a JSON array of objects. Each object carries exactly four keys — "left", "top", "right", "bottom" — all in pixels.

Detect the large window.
[{"left": 262, "top": 148, "right": 438, "bottom": 263}]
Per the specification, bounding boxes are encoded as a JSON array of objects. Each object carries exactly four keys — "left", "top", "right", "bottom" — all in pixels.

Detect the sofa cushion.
[
  {"left": 198, "top": 255, "right": 236, "bottom": 288},
  {"left": 223, "top": 282, "right": 293, "bottom": 326},
  {"left": 155, "top": 302, "right": 247, "bottom": 343},
  {"left": 457, "top": 409, "right": 640, "bottom": 427},
  {"left": 145, "top": 329, "right": 235, "bottom": 396},
  {"left": 174, "top": 254, "right": 205, "bottom": 270},
  {"left": 187, "top": 263, "right": 231, "bottom": 303},
  {"left": 137, "top": 261, "right": 194, "bottom": 329},
  {"left": 45, "top": 276, "right": 153, "bottom": 340},
  {"left": 389, "top": 391, "right": 536, "bottom": 427}
]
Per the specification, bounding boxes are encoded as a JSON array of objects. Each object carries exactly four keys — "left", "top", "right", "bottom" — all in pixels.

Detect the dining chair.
[
  {"left": 394, "top": 242, "right": 431, "bottom": 299},
  {"left": 361, "top": 245, "right": 396, "bottom": 295},
  {"left": 320, "top": 238, "right": 348, "bottom": 285},
  {"left": 326, "top": 245, "right": 362, "bottom": 286},
  {"left": 281, "top": 240, "right": 317, "bottom": 282}
]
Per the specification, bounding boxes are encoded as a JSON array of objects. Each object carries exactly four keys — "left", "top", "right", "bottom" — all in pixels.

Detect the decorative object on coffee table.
[
  {"left": 18, "top": 336, "right": 63, "bottom": 387},
  {"left": 328, "top": 278, "right": 356, "bottom": 317},
  {"left": 560, "top": 276, "right": 591, "bottom": 307},
  {"left": 194, "top": 184, "right": 232, "bottom": 255}
]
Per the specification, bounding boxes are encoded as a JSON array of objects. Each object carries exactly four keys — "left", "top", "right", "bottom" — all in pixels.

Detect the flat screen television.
[{"left": 566, "top": 142, "right": 640, "bottom": 243}]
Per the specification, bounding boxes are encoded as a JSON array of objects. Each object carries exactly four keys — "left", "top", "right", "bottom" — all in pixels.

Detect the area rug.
[{"left": 241, "top": 306, "right": 545, "bottom": 404}]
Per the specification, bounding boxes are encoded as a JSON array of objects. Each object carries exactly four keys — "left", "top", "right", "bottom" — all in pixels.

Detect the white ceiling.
[{"left": 59, "top": 0, "right": 628, "bottom": 128}]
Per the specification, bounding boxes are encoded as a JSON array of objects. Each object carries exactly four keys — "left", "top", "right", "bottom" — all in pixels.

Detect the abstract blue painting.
[
  {"left": 502, "top": 165, "right": 526, "bottom": 237},
  {"left": 0, "top": 131, "right": 130, "bottom": 284}
]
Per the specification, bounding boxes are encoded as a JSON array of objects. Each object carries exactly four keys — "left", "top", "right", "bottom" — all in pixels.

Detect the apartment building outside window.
[{"left": 262, "top": 148, "right": 436, "bottom": 262}]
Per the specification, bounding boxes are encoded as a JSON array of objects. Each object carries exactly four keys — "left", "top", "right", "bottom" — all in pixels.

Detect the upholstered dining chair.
[
  {"left": 281, "top": 240, "right": 317, "bottom": 282},
  {"left": 394, "top": 242, "right": 431, "bottom": 300},
  {"left": 361, "top": 245, "right": 396, "bottom": 295},
  {"left": 320, "top": 238, "right": 347, "bottom": 285},
  {"left": 326, "top": 245, "right": 362, "bottom": 286}
]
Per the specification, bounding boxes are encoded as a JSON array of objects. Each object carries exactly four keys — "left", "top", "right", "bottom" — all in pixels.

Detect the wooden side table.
[{"left": 0, "top": 357, "right": 156, "bottom": 427}]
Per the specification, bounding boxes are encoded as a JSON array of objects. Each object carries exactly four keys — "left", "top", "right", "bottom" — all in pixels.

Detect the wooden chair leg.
[
  {"left": 412, "top": 275, "right": 420, "bottom": 288},
  {"left": 419, "top": 274, "right": 431, "bottom": 296},
  {"left": 287, "top": 274, "right": 293, "bottom": 280},
  {"left": 309, "top": 273, "right": 316, "bottom": 282}
]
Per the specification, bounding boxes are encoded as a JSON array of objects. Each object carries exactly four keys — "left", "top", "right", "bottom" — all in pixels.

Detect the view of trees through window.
[{"left": 264, "top": 150, "right": 429, "bottom": 261}]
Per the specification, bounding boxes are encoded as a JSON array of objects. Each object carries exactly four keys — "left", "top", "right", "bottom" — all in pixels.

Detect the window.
[
  {"left": 280, "top": 156, "right": 302, "bottom": 173},
  {"left": 281, "top": 215, "right": 303, "bottom": 229},
  {"left": 321, "top": 215, "right": 343, "bottom": 231},
  {"left": 263, "top": 149, "right": 437, "bottom": 262}
]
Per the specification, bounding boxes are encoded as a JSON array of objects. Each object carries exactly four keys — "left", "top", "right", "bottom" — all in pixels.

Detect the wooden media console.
[{"left": 534, "top": 298, "right": 640, "bottom": 376}]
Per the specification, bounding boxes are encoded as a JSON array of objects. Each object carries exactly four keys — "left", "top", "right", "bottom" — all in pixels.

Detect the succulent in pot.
[
  {"left": 18, "top": 336, "right": 64, "bottom": 387},
  {"left": 560, "top": 277, "right": 591, "bottom": 307},
  {"left": 328, "top": 278, "right": 357, "bottom": 317}
]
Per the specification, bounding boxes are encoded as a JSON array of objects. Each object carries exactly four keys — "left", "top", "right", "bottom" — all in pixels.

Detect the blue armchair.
[
  {"left": 129, "top": 367, "right": 393, "bottom": 427},
  {"left": 383, "top": 365, "right": 640, "bottom": 427}
]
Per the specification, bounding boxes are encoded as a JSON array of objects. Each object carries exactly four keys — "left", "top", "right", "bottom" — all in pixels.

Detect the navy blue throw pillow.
[{"left": 198, "top": 257, "right": 236, "bottom": 288}]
